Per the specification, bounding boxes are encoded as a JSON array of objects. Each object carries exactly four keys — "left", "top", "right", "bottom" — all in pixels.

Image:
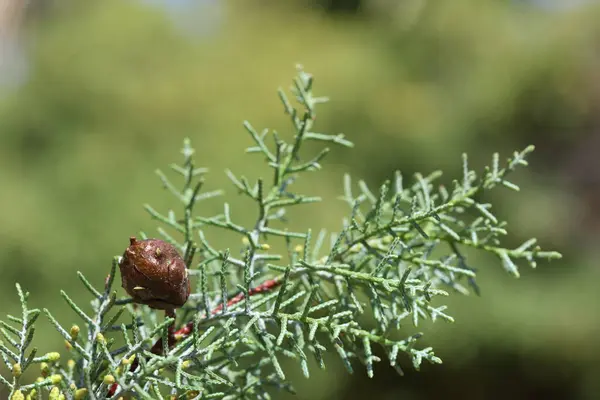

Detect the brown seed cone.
[{"left": 119, "top": 237, "right": 190, "bottom": 310}]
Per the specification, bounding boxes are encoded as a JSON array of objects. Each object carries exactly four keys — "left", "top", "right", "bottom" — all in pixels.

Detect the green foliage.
[
  {"left": 0, "top": 67, "right": 561, "bottom": 399},
  {"left": 0, "top": 284, "right": 62, "bottom": 400}
]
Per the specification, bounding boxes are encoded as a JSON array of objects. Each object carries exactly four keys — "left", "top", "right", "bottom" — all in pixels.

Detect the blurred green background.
[{"left": 1, "top": 0, "right": 600, "bottom": 398}]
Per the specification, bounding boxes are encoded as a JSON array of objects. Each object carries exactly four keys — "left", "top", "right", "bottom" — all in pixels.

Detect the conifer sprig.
[{"left": 0, "top": 67, "right": 561, "bottom": 399}]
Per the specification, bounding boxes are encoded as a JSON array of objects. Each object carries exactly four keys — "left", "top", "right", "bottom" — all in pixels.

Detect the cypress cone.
[{"left": 119, "top": 237, "right": 190, "bottom": 310}]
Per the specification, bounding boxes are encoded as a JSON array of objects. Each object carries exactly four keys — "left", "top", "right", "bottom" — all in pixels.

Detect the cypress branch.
[{"left": 0, "top": 67, "right": 562, "bottom": 400}]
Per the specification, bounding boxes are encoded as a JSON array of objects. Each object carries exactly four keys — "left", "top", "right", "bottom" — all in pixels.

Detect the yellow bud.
[
  {"left": 103, "top": 375, "right": 115, "bottom": 385},
  {"left": 36, "top": 377, "right": 44, "bottom": 383},
  {"left": 67, "top": 359, "right": 76, "bottom": 369},
  {"left": 174, "top": 333, "right": 185, "bottom": 341},
  {"left": 64, "top": 341, "right": 73, "bottom": 351},
  {"left": 259, "top": 243, "right": 270, "bottom": 250},
  {"left": 120, "top": 354, "right": 136, "bottom": 368},
  {"left": 294, "top": 245, "right": 303, "bottom": 253},
  {"left": 48, "top": 387, "right": 60, "bottom": 400},
  {"left": 241, "top": 237, "right": 250, "bottom": 245},
  {"left": 74, "top": 388, "right": 88, "bottom": 400},
  {"left": 70, "top": 325, "right": 80, "bottom": 340},
  {"left": 50, "top": 374, "right": 62, "bottom": 384},
  {"left": 96, "top": 333, "right": 106, "bottom": 345},
  {"left": 382, "top": 235, "right": 393, "bottom": 244},
  {"left": 69, "top": 383, "right": 76, "bottom": 391},
  {"left": 46, "top": 352, "right": 61, "bottom": 362},
  {"left": 115, "top": 366, "right": 122, "bottom": 375},
  {"left": 181, "top": 360, "right": 191, "bottom": 369},
  {"left": 12, "top": 363, "right": 21, "bottom": 377},
  {"left": 29, "top": 390, "right": 37, "bottom": 398},
  {"left": 40, "top": 362, "right": 49, "bottom": 377},
  {"left": 10, "top": 390, "right": 24, "bottom": 400}
]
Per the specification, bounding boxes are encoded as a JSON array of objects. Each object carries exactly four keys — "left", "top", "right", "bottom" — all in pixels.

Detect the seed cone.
[{"left": 119, "top": 237, "right": 190, "bottom": 310}]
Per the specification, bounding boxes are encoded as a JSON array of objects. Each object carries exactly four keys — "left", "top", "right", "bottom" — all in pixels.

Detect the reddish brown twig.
[{"left": 107, "top": 277, "right": 282, "bottom": 397}]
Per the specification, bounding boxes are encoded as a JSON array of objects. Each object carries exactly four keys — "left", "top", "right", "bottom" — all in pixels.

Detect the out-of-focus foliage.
[{"left": 1, "top": 0, "right": 599, "bottom": 398}]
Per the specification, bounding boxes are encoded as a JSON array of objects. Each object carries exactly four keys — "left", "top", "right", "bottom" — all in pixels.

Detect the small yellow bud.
[
  {"left": 48, "top": 387, "right": 60, "bottom": 400},
  {"left": 69, "top": 383, "right": 76, "bottom": 391},
  {"left": 174, "top": 333, "right": 185, "bottom": 341},
  {"left": 294, "top": 244, "right": 303, "bottom": 253},
  {"left": 67, "top": 359, "right": 76, "bottom": 369},
  {"left": 40, "top": 362, "right": 50, "bottom": 377},
  {"left": 96, "top": 333, "right": 106, "bottom": 345},
  {"left": 74, "top": 388, "right": 88, "bottom": 400},
  {"left": 64, "top": 340, "right": 73, "bottom": 351},
  {"left": 50, "top": 374, "right": 62, "bottom": 384},
  {"left": 103, "top": 375, "right": 115, "bottom": 385},
  {"left": 127, "top": 354, "right": 136, "bottom": 364},
  {"left": 259, "top": 243, "right": 270, "bottom": 250},
  {"left": 70, "top": 325, "right": 80, "bottom": 340},
  {"left": 10, "top": 390, "right": 24, "bottom": 400},
  {"left": 115, "top": 366, "right": 122, "bottom": 375},
  {"left": 241, "top": 237, "right": 250, "bottom": 246},
  {"left": 46, "top": 352, "right": 61, "bottom": 362},
  {"left": 36, "top": 377, "right": 44, "bottom": 383},
  {"left": 28, "top": 389, "right": 37, "bottom": 398},
  {"left": 12, "top": 363, "right": 21, "bottom": 377},
  {"left": 181, "top": 360, "right": 191, "bottom": 369}
]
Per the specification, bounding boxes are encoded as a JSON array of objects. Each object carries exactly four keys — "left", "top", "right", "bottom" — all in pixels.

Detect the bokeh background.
[{"left": 1, "top": 0, "right": 600, "bottom": 399}]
